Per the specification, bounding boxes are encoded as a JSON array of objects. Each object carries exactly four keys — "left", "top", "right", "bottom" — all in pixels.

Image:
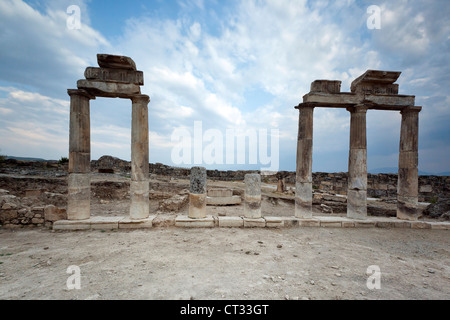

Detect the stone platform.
[{"left": 52, "top": 215, "right": 450, "bottom": 231}]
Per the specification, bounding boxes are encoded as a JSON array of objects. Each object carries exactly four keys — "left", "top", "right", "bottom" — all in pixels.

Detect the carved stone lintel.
[
  {"left": 77, "top": 79, "right": 141, "bottom": 98},
  {"left": 84, "top": 67, "right": 144, "bottom": 85}
]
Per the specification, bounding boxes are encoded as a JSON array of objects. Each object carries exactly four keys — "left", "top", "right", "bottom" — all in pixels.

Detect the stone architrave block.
[
  {"left": 84, "top": 67, "right": 144, "bottom": 85},
  {"left": 77, "top": 79, "right": 141, "bottom": 98}
]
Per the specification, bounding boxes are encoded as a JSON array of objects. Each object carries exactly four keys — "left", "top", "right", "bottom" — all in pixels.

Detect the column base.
[
  {"left": 295, "top": 182, "right": 312, "bottom": 218},
  {"left": 397, "top": 195, "right": 419, "bottom": 221},
  {"left": 244, "top": 194, "right": 262, "bottom": 219},
  {"left": 130, "top": 180, "right": 149, "bottom": 220},
  {"left": 347, "top": 189, "right": 367, "bottom": 220},
  {"left": 188, "top": 193, "right": 207, "bottom": 219},
  {"left": 67, "top": 173, "right": 90, "bottom": 220}
]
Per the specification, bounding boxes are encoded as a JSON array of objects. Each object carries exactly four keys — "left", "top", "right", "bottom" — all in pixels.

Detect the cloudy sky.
[{"left": 0, "top": 0, "right": 449, "bottom": 173}]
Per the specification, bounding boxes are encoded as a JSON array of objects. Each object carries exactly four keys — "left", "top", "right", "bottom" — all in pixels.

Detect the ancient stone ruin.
[
  {"left": 295, "top": 70, "right": 421, "bottom": 221},
  {"left": 67, "top": 54, "right": 150, "bottom": 221}
]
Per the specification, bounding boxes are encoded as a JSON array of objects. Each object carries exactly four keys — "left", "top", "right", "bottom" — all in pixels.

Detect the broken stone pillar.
[
  {"left": 130, "top": 94, "right": 150, "bottom": 220},
  {"left": 347, "top": 105, "right": 368, "bottom": 219},
  {"left": 189, "top": 167, "right": 207, "bottom": 219},
  {"left": 295, "top": 106, "right": 314, "bottom": 218},
  {"left": 397, "top": 107, "right": 420, "bottom": 220},
  {"left": 67, "top": 89, "right": 93, "bottom": 220},
  {"left": 244, "top": 174, "right": 262, "bottom": 219}
]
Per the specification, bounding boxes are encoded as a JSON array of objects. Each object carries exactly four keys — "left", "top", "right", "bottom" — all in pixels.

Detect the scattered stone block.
[
  {"left": 25, "top": 189, "right": 42, "bottom": 197},
  {"left": 31, "top": 218, "right": 45, "bottom": 224},
  {"left": 159, "top": 194, "right": 188, "bottom": 211},
  {"left": 44, "top": 205, "right": 67, "bottom": 222},
  {"left": 2, "top": 203, "right": 16, "bottom": 210}
]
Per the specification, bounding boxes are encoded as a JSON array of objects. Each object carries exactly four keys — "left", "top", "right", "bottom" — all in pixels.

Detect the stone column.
[
  {"left": 397, "top": 107, "right": 420, "bottom": 220},
  {"left": 67, "top": 89, "right": 93, "bottom": 220},
  {"left": 295, "top": 106, "right": 314, "bottom": 218},
  {"left": 347, "top": 105, "right": 368, "bottom": 219},
  {"left": 244, "top": 174, "right": 262, "bottom": 218},
  {"left": 130, "top": 94, "right": 150, "bottom": 220},
  {"left": 189, "top": 166, "right": 207, "bottom": 219}
]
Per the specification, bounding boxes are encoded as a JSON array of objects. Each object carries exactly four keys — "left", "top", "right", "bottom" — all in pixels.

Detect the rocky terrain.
[
  {"left": 0, "top": 156, "right": 449, "bottom": 300},
  {"left": 0, "top": 155, "right": 449, "bottom": 229}
]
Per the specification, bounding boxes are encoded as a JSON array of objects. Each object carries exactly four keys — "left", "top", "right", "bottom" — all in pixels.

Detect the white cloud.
[
  {"left": 0, "top": 0, "right": 110, "bottom": 97},
  {"left": 0, "top": 0, "right": 448, "bottom": 172}
]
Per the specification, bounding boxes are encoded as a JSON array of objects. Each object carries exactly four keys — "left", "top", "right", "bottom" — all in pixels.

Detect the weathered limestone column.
[
  {"left": 295, "top": 106, "right": 314, "bottom": 218},
  {"left": 189, "top": 166, "right": 207, "bottom": 219},
  {"left": 244, "top": 174, "right": 262, "bottom": 218},
  {"left": 130, "top": 94, "right": 150, "bottom": 220},
  {"left": 397, "top": 107, "right": 420, "bottom": 220},
  {"left": 347, "top": 105, "right": 368, "bottom": 219},
  {"left": 67, "top": 89, "right": 93, "bottom": 220}
]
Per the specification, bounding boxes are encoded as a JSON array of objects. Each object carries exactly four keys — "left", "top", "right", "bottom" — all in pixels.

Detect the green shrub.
[{"left": 58, "top": 156, "right": 69, "bottom": 165}]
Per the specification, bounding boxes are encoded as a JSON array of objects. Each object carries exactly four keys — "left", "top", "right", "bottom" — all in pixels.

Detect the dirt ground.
[
  {"left": 0, "top": 223, "right": 449, "bottom": 300},
  {"left": 0, "top": 174, "right": 449, "bottom": 300}
]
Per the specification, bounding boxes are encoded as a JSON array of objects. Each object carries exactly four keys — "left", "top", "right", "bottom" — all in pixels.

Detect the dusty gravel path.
[{"left": 0, "top": 226, "right": 449, "bottom": 300}]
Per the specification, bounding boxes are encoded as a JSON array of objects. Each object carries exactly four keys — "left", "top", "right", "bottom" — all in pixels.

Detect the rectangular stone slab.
[
  {"left": 175, "top": 215, "right": 215, "bottom": 228},
  {"left": 77, "top": 79, "right": 141, "bottom": 98},
  {"left": 243, "top": 217, "right": 266, "bottom": 228},
  {"left": 119, "top": 216, "right": 155, "bottom": 229},
  {"left": 85, "top": 67, "right": 144, "bottom": 85},
  {"left": 218, "top": 216, "right": 244, "bottom": 228}
]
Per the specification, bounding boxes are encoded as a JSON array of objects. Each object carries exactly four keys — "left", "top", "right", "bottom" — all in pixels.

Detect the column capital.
[
  {"left": 295, "top": 103, "right": 315, "bottom": 110},
  {"left": 67, "top": 89, "right": 96, "bottom": 100},
  {"left": 131, "top": 94, "right": 150, "bottom": 103},
  {"left": 400, "top": 106, "right": 422, "bottom": 115},
  {"left": 346, "top": 104, "right": 368, "bottom": 113}
]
